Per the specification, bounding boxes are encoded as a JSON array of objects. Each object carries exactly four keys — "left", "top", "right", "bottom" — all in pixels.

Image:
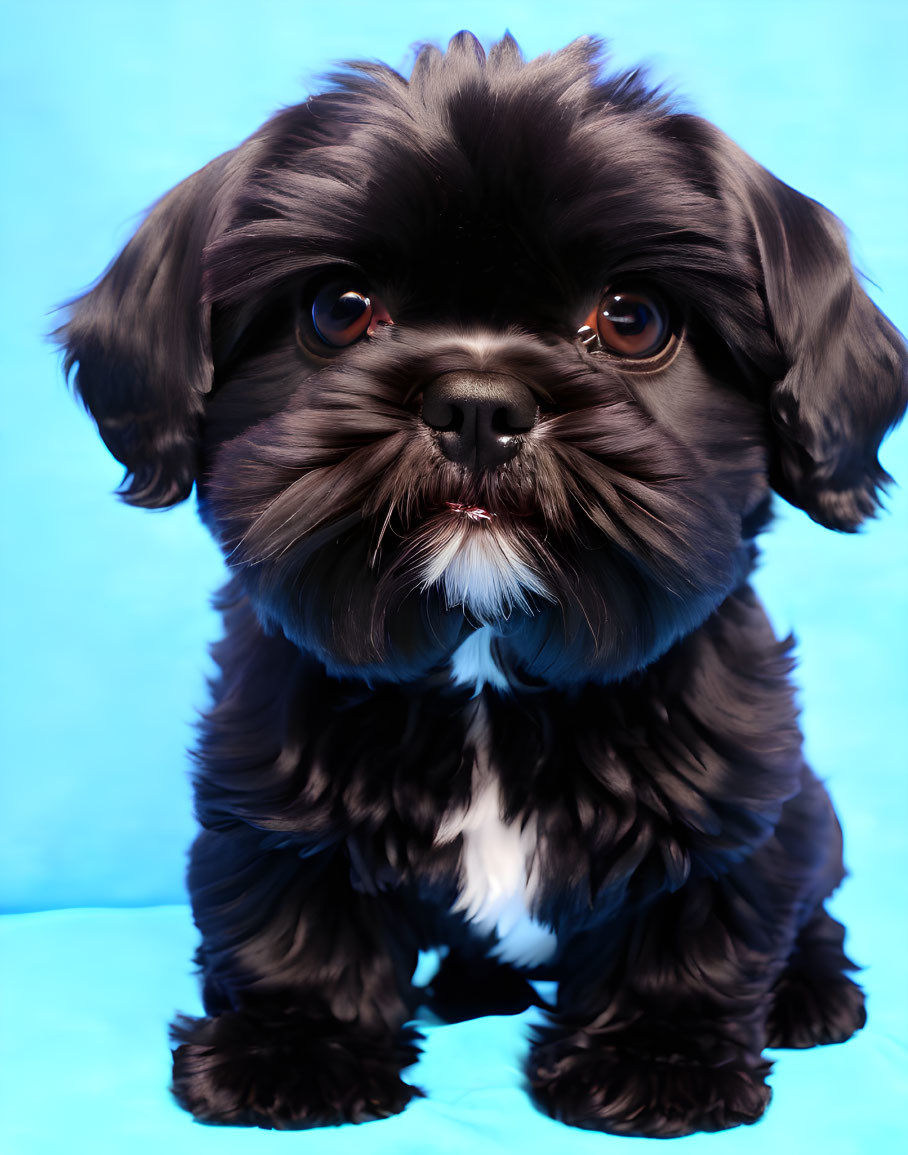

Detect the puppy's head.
[{"left": 60, "top": 34, "right": 907, "bottom": 685}]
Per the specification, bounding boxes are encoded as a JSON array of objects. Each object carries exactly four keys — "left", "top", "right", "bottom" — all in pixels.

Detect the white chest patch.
[
  {"left": 450, "top": 626, "right": 510, "bottom": 694},
  {"left": 435, "top": 703, "right": 557, "bottom": 967}
]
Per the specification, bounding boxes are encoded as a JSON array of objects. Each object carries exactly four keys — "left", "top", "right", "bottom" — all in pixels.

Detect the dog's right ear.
[{"left": 57, "top": 147, "right": 255, "bottom": 508}]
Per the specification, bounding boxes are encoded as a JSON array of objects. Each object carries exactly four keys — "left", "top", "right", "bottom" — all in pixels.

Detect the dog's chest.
[{"left": 434, "top": 699, "right": 557, "bottom": 967}]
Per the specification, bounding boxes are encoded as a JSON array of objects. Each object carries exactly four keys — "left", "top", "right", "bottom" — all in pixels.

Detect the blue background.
[{"left": 1, "top": 1, "right": 906, "bottom": 1152}]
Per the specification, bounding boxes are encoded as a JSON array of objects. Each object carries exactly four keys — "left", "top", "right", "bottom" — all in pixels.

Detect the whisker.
[{"left": 370, "top": 500, "right": 397, "bottom": 569}]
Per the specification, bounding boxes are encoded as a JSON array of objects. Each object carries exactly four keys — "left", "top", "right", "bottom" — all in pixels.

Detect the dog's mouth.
[
  {"left": 382, "top": 497, "right": 552, "bottom": 623},
  {"left": 444, "top": 501, "right": 495, "bottom": 523}
]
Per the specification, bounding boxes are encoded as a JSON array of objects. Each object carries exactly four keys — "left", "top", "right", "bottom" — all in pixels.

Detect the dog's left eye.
[{"left": 578, "top": 287, "right": 673, "bottom": 360}]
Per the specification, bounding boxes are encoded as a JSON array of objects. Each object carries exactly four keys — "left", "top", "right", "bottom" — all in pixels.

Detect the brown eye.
[
  {"left": 311, "top": 282, "right": 375, "bottom": 347},
  {"left": 580, "top": 287, "right": 672, "bottom": 359},
  {"left": 297, "top": 277, "right": 393, "bottom": 356}
]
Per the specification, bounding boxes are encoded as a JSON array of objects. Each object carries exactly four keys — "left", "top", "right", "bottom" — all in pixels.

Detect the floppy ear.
[
  {"left": 674, "top": 117, "right": 908, "bottom": 531},
  {"left": 58, "top": 147, "right": 254, "bottom": 507}
]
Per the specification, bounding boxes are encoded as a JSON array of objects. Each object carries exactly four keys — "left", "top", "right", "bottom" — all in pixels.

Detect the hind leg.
[
  {"left": 767, "top": 904, "right": 865, "bottom": 1048},
  {"left": 425, "top": 949, "right": 540, "bottom": 1021}
]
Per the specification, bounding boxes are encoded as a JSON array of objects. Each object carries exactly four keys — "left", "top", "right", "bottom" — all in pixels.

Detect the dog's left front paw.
[{"left": 528, "top": 1040, "right": 771, "bottom": 1138}]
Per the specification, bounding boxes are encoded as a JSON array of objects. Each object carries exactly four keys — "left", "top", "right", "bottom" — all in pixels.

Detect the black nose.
[{"left": 421, "top": 373, "right": 538, "bottom": 468}]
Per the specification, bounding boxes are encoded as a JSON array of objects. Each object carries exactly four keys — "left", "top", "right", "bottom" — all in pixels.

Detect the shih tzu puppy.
[{"left": 60, "top": 33, "right": 907, "bottom": 1138}]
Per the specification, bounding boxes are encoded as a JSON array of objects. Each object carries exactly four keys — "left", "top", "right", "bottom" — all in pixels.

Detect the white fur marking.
[
  {"left": 450, "top": 627, "right": 510, "bottom": 694},
  {"left": 420, "top": 521, "right": 550, "bottom": 621},
  {"left": 436, "top": 705, "right": 557, "bottom": 966}
]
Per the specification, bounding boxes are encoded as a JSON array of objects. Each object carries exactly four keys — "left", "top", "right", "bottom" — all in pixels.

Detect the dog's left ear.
[{"left": 672, "top": 117, "right": 908, "bottom": 531}]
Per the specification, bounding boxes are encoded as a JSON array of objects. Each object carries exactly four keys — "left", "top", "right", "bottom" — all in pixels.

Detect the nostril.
[
  {"left": 492, "top": 402, "right": 536, "bottom": 435},
  {"left": 421, "top": 395, "right": 464, "bottom": 434},
  {"left": 491, "top": 407, "right": 510, "bottom": 434}
]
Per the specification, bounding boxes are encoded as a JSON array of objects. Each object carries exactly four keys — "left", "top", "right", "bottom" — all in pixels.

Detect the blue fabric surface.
[
  {"left": 1, "top": 0, "right": 907, "bottom": 1151},
  {"left": 2, "top": 906, "right": 906, "bottom": 1155}
]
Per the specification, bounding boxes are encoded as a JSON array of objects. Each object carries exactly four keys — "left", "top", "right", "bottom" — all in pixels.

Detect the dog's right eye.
[
  {"left": 312, "top": 283, "right": 373, "bottom": 346},
  {"left": 298, "top": 278, "right": 393, "bottom": 355}
]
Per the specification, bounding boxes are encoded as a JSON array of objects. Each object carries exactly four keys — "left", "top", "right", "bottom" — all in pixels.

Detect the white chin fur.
[{"left": 420, "top": 520, "right": 550, "bottom": 621}]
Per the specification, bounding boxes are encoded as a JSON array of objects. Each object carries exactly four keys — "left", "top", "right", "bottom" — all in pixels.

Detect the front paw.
[
  {"left": 528, "top": 1038, "right": 771, "bottom": 1138},
  {"left": 171, "top": 1011, "right": 423, "bottom": 1128}
]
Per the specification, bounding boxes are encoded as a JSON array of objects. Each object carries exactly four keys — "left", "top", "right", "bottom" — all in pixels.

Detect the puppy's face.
[
  {"left": 61, "top": 35, "right": 907, "bottom": 686},
  {"left": 200, "top": 105, "right": 768, "bottom": 685}
]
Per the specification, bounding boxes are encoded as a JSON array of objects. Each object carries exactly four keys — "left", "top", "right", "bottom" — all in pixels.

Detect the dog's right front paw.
[{"left": 171, "top": 1011, "right": 422, "bottom": 1128}]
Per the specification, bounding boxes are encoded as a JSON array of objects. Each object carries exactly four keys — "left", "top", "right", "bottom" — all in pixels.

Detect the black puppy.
[{"left": 60, "top": 33, "right": 907, "bottom": 1137}]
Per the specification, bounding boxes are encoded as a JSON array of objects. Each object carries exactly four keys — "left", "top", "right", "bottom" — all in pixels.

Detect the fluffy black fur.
[{"left": 60, "top": 33, "right": 906, "bottom": 1137}]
